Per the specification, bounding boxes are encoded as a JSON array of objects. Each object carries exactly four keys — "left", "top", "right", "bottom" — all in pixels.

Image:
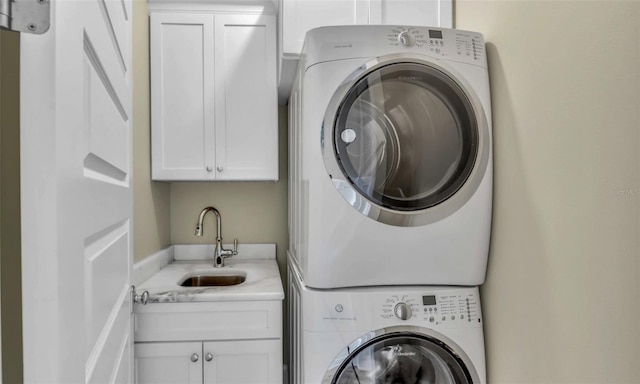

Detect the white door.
[{"left": 20, "top": 0, "right": 134, "bottom": 382}]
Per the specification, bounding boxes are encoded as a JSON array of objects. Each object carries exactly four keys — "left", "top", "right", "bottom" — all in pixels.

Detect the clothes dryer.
[
  {"left": 288, "top": 256, "right": 486, "bottom": 384},
  {"left": 288, "top": 26, "right": 492, "bottom": 288}
]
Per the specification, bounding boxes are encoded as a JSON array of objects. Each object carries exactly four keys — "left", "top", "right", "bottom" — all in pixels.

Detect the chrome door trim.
[
  {"left": 321, "top": 53, "right": 490, "bottom": 227},
  {"left": 320, "top": 325, "right": 481, "bottom": 384}
]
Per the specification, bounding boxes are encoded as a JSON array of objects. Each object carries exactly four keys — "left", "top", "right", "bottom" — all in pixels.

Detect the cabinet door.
[
  {"left": 369, "top": 0, "right": 453, "bottom": 28},
  {"left": 280, "top": 0, "right": 369, "bottom": 55},
  {"left": 151, "top": 13, "right": 216, "bottom": 180},
  {"left": 135, "top": 342, "right": 203, "bottom": 384},
  {"left": 214, "top": 14, "right": 278, "bottom": 181},
  {"left": 203, "top": 339, "right": 282, "bottom": 384}
]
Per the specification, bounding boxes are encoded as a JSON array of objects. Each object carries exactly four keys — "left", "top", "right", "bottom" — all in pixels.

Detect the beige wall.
[
  {"left": 0, "top": 30, "right": 23, "bottom": 384},
  {"left": 169, "top": 106, "right": 289, "bottom": 279},
  {"left": 456, "top": 1, "right": 640, "bottom": 382},
  {"left": 133, "top": 0, "right": 171, "bottom": 263}
]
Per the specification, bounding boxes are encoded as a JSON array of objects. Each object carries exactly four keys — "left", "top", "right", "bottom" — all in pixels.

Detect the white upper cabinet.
[
  {"left": 279, "top": 0, "right": 369, "bottom": 55},
  {"left": 150, "top": 3, "right": 278, "bottom": 181},
  {"left": 276, "top": 0, "right": 453, "bottom": 103}
]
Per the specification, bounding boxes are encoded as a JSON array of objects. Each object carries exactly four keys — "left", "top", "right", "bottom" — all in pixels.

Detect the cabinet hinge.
[{"left": 0, "top": 0, "right": 50, "bottom": 34}]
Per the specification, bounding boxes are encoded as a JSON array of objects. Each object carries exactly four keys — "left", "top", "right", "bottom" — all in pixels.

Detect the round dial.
[
  {"left": 394, "top": 302, "right": 412, "bottom": 320},
  {"left": 398, "top": 31, "right": 415, "bottom": 47}
]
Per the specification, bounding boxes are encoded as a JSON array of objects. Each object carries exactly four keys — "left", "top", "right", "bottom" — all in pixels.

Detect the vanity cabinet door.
[
  {"left": 203, "top": 339, "right": 282, "bottom": 384},
  {"left": 135, "top": 342, "right": 203, "bottom": 384}
]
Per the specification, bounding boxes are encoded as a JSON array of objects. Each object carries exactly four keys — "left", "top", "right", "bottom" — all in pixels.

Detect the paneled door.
[{"left": 20, "top": 0, "right": 134, "bottom": 382}]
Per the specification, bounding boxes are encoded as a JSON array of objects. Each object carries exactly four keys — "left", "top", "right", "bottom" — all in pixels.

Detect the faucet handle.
[{"left": 233, "top": 238, "right": 238, "bottom": 255}]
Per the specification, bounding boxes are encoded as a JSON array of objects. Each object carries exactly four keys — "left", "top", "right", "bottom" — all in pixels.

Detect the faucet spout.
[{"left": 195, "top": 206, "right": 238, "bottom": 267}]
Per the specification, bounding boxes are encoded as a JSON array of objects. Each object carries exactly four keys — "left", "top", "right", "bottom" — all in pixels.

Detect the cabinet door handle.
[
  {"left": 205, "top": 353, "right": 213, "bottom": 362},
  {"left": 206, "top": 166, "right": 213, "bottom": 172},
  {"left": 190, "top": 353, "right": 199, "bottom": 363}
]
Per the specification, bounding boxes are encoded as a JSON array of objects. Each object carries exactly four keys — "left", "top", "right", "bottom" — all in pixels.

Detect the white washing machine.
[
  {"left": 288, "top": 25, "right": 493, "bottom": 288},
  {"left": 288, "top": 256, "right": 486, "bottom": 384}
]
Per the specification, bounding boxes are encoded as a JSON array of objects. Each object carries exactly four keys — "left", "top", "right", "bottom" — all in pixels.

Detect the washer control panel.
[
  {"left": 379, "top": 290, "right": 481, "bottom": 327},
  {"left": 306, "top": 287, "right": 483, "bottom": 332},
  {"left": 385, "top": 26, "right": 485, "bottom": 63}
]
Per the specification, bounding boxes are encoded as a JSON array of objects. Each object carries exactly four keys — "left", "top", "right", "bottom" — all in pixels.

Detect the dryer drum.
[{"left": 333, "top": 62, "right": 479, "bottom": 212}]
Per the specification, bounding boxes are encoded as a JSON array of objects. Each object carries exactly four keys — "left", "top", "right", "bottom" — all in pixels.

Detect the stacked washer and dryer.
[{"left": 287, "top": 25, "right": 492, "bottom": 384}]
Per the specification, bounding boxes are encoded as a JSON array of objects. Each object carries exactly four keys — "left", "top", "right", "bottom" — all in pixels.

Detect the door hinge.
[{"left": 0, "top": 0, "right": 50, "bottom": 34}]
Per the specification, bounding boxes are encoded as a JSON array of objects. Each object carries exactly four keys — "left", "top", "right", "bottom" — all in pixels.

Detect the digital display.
[
  {"left": 422, "top": 295, "right": 437, "bottom": 306},
  {"left": 429, "top": 30, "right": 443, "bottom": 39}
]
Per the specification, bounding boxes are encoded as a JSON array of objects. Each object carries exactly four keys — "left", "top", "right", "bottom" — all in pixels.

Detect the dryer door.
[
  {"left": 323, "top": 55, "right": 490, "bottom": 226},
  {"left": 321, "top": 327, "right": 480, "bottom": 384}
]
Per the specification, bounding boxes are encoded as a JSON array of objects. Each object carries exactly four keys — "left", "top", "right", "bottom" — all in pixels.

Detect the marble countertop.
[{"left": 135, "top": 244, "right": 284, "bottom": 303}]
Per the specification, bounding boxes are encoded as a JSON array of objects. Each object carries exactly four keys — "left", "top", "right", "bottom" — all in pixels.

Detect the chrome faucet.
[{"left": 195, "top": 206, "right": 238, "bottom": 268}]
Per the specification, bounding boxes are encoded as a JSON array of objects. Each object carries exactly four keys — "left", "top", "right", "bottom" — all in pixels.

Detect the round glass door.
[
  {"left": 328, "top": 333, "right": 475, "bottom": 384},
  {"left": 330, "top": 61, "right": 481, "bottom": 212}
]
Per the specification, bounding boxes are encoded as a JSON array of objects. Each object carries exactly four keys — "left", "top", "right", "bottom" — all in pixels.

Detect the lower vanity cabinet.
[
  {"left": 134, "top": 300, "right": 283, "bottom": 384},
  {"left": 135, "top": 339, "right": 282, "bottom": 384},
  {"left": 204, "top": 340, "right": 282, "bottom": 383},
  {"left": 135, "top": 342, "right": 202, "bottom": 384}
]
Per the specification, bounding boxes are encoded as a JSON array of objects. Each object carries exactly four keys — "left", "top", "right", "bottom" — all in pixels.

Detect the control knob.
[
  {"left": 397, "top": 31, "right": 415, "bottom": 47},
  {"left": 394, "top": 302, "right": 412, "bottom": 320}
]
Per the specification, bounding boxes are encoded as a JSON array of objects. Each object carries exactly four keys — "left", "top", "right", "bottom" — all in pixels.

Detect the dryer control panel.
[
  {"left": 303, "top": 25, "right": 488, "bottom": 70},
  {"left": 385, "top": 27, "right": 485, "bottom": 64},
  {"left": 379, "top": 290, "right": 481, "bottom": 327}
]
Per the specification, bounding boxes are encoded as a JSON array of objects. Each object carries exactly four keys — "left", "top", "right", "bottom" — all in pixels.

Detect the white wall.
[{"left": 456, "top": 1, "right": 640, "bottom": 382}]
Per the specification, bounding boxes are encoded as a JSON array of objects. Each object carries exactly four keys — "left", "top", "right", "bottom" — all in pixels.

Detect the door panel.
[{"left": 21, "top": 0, "right": 134, "bottom": 382}]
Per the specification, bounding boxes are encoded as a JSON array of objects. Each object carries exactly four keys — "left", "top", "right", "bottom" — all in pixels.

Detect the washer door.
[
  {"left": 322, "top": 327, "right": 480, "bottom": 384},
  {"left": 322, "top": 55, "right": 490, "bottom": 226}
]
